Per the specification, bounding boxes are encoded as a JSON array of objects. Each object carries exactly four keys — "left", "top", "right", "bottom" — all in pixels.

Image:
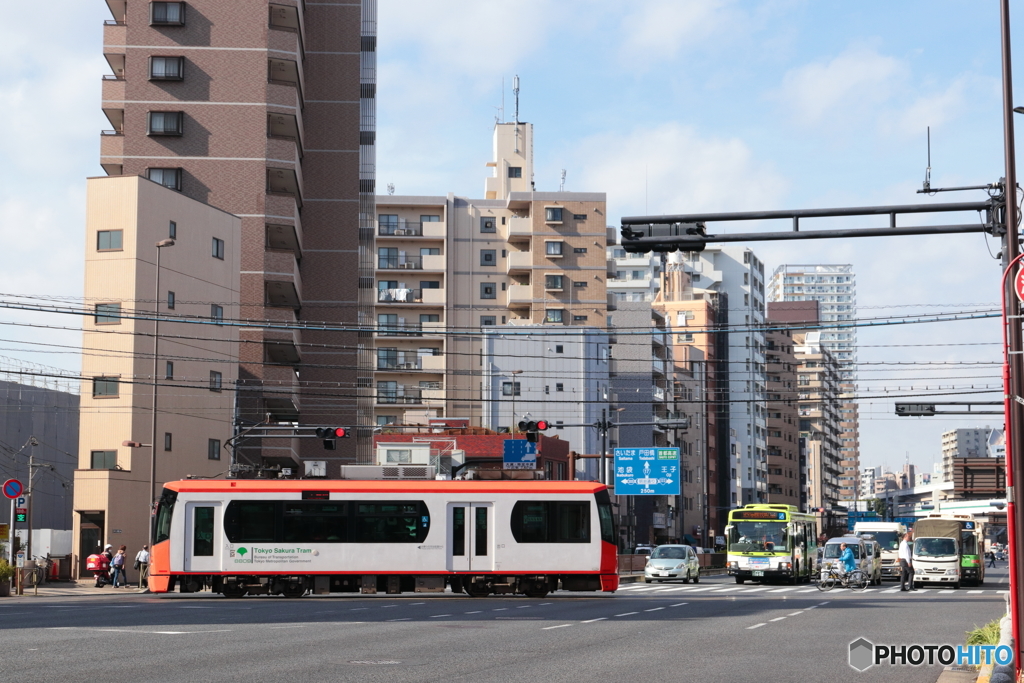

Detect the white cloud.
[
  {"left": 774, "top": 45, "right": 908, "bottom": 126},
  {"left": 619, "top": 0, "right": 739, "bottom": 63},
  {"left": 569, "top": 122, "right": 788, "bottom": 220},
  {"left": 890, "top": 77, "right": 968, "bottom": 136}
]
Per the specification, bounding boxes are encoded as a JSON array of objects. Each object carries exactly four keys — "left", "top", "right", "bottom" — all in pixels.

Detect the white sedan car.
[{"left": 644, "top": 545, "right": 701, "bottom": 583}]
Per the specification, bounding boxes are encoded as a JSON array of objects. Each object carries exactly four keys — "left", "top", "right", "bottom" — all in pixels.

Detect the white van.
[{"left": 820, "top": 536, "right": 872, "bottom": 581}]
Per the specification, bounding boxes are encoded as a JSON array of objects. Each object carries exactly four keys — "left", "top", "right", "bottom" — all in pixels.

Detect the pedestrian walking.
[
  {"left": 110, "top": 546, "right": 127, "bottom": 588},
  {"left": 987, "top": 551, "right": 997, "bottom": 568},
  {"left": 899, "top": 531, "right": 916, "bottom": 591},
  {"left": 135, "top": 545, "right": 150, "bottom": 589}
]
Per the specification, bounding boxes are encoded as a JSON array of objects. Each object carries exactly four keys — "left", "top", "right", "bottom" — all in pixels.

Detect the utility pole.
[
  {"left": 600, "top": 408, "right": 607, "bottom": 485},
  {"left": 25, "top": 436, "right": 38, "bottom": 562},
  {"left": 999, "top": 0, "right": 1024, "bottom": 670}
]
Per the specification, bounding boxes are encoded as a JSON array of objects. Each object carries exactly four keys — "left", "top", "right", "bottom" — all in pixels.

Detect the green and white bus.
[{"left": 726, "top": 504, "right": 818, "bottom": 584}]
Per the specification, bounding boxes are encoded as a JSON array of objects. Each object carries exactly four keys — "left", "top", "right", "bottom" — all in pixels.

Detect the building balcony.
[
  {"left": 503, "top": 216, "right": 532, "bottom": 242},
  {"left": 652, "top": 386, "right": 666, "bottom": 401},
  {"left": 378, "top": 221, "right": 445, "bottom": 239},
  {"left": 506, "top": 284, "right": 532, "bottom": 308},
  {"left": 651, "top": 356, "right": 667, "bottom": 377},
  {"left": 376, "top": 386, "right": 425, "bottom": 405},
  {"left": 377, "top": 288, "right": 445, "bottom": 305},
  {"left": 506, "top": 251, "right": 532, "bottom": 274},
  {"left": 376, "top": 351, "right": 444, "bottom": 372}
]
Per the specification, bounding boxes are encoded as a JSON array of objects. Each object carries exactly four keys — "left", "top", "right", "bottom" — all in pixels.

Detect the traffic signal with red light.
[
  {"left": 315, "top": 427, "right": 350, "bottom": 449},
  {"left": 518, "top": 420, "right": 550, "bottom": 442}
]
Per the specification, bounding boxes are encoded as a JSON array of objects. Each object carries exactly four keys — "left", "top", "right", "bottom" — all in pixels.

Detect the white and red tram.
[{"left": 148, "top": 479, "right": 619, "bottom": 598}]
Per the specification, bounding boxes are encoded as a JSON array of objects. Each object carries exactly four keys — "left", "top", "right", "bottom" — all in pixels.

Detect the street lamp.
[
  {"left": 503, "top": 370, "right": 523, "bottom": 434},
  {"left": 148, "top": 239, "right": 174, "bottom": 547}
]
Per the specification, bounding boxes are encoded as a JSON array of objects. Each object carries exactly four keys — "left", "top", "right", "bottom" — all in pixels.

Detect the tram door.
[
  {"left": 447, "top": 503, "right": 494, "bottom": 572},
  {"left": 183, "top": 502, "right": 222, "bottom": 573}
]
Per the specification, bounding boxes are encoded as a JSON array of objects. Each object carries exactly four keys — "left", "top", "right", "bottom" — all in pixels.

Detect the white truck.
[
  {"left": 912, "top": 517, "right": 965, "bottom": 589},
  {"left": 853, "top": 521, "right": 906, "bottom": 581}
]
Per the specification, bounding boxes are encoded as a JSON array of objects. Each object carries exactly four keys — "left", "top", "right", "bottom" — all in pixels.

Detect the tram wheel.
[
  {"left": 525, "top": 590, "right": 549, "bottom": 599},
  {"left": 222, "top": 583, "right": 247, "bottom": 599},
  {"left": 282, "top": 583, "right": 306, "bottom": 599},
  {"left": 465, "top": 584, "right": 491, "bottom": 598}
]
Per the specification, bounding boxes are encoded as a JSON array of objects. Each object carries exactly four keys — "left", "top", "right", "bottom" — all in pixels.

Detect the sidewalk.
[{"left": 6, "top": 581, "right": 148, "bottom": 598}]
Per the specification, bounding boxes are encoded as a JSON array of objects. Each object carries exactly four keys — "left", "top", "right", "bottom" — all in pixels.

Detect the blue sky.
[{"left": 2, "top": 1, "right": 1020, "bottom": 474}]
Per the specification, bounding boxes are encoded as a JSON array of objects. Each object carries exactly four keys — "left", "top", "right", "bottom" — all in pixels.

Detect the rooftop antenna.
[
  {"left": 387, "top": 182, "right": 395, "bottom": 196},
  {"left": 922, "top": 126, "right": 932, "bottom": 193},
  {"left": 512, "top": 75, "right": 521, "bottom": 154},
  {"left": 494, "top": 76, "right": 504, "bottom": 125},
  {"left": 560, "top": 169, "right": 566, "bottom": 192}
]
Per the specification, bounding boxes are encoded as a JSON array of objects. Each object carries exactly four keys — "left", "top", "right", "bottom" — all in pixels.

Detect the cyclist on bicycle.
[{"left": 838, "top": 542, "right": 856, "bottom": 577}]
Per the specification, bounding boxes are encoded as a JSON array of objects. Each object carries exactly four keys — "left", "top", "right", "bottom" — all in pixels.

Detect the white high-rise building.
[
  {"left": 670, "top": 246, "right": 768, "bottom": 506},
  {"left": 768, "top": 265, "right": 859, "bottom": 501},
  {"left": 941, "top": 427, "right": 995, "bottom": 482}
]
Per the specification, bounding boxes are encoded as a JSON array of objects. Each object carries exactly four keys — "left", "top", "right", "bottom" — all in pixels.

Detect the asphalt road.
[{"left": 3, "top": 567, "right": 1010, "bottom": 683}]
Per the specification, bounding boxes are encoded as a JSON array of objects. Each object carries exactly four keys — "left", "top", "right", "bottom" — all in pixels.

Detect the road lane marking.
[
  {"left": 747, "top": 623, "right": 767, "bottom": 629},
  {"left": 539, "top": 603, "right": 552, "bottom": 605},
  {"left": 582, "top": 618, "right": 607, "bottom": 623},
  {"left": 387, "top": 618, "right": 411, "bottom": 622},
  {"left": 769, "top": 617, "right": 786, "bottom": 622},
  {"left": 644, "top": 607, "right": 664, "bottom": 612},
  {"left": 669, "top": 603, "right": 689, "bottom": 607},
  {"left": 516, "top": 605, "right": 532, "bottom": 609},
  {"left": 465, "top": 611, "right": 482, "bottom": 614},
  {"left": 428, "top": 614, "right": 451, "bottom": 618},
  {"left": 787, "top": 611, "right": 804, "bottom": 616},
  {"left": 350, "top": 608, "right": 368, "bottom": 611},
  {"left": 542, "top": 624, "right": 572, "bottom": 630},
  {"left": 410, "top": 602, "right": 425, "bottom": 605},
  {"left": 614, "top": 612, "right": 638, "bottom": 617},
  {"left": 493, "top": 608, "right": 508, "bottom": 611}
]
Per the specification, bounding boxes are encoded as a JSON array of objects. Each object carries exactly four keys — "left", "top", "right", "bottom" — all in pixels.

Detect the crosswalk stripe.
[
  {"left": 968, "top": 590, "right": 984, "bottom": 594},
  {"left": 712, "top": 587, "right": 746, "bottom": 593},
  {"left": 767, "top": 587, "right": 799, "bottom": 593},
  {"left": 795, "top": 588, "right": 819, "bottom": 593}
]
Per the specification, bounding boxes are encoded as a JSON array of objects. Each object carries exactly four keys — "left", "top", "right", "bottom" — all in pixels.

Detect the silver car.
[{"left": 644, "top": 545, "right": 701, "bottom": 583}]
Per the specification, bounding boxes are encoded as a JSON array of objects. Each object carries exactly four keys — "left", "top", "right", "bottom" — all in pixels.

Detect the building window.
[
  {"left": 545, "top": 274, "right": 564, "bottom": 290},
  {"left": 210, "top": 370, "right": 223, "bottom": 392},
  {"left": 94, "top": 303, "right": 121, "bottom": 325},
  {"left": 545, "top": 242, "right": 563, "bottom": 256},
  {"left": 385, "top": 449, "right": 412, "bottom": 463},
  {"left": 508, "top": 166, "right": 522, "bottom": 178},
  {"left": 92, "top": 377, "right": 119, "bottom": 397},
  {"left": 480, "top": 283, "right": 496, "bottom": 299},
  {"left": 97, "top": 230, "right": 123, "bottom": 251},
  {"left": 166, "top": 291, "right": 176, "bottom": 310},
  {"left": 151, "top": 2, "right": 185, "bottom": 24},
  {"left": 480, "top": 249, "right": 496, "bottom": 266},
  {"left": 573, "top": 281, "right": 587, "bottom": 288},
  {"left": 480, "top": 316, "right": 496, "bottom": 326},
  {"left": 164, "top": 433, "right": 173, "bottom": 451},
  {"left": 147, "top": 167, "right": 182, "bottom": 190},
  {"left": 420, "top": 280, "right": 440, "bottom": 289},
  {"left": 556, "top": 383, "right": 564, "bottom": 392},
  {"left": 573, "top": 247, "right": 587, "bottom": 254},
  {"left": 502, "top": 381, "right": 521, "bottom": 396},
  {"left": 421, "top": 215, "right": 440, "bottom": 222},
  {"left": 545, "top": 207, "right": 563, "bottom": 222},
  {"left": 376, "top": 415, "right": 397, "bottom": 426},
  {"left": 573, "top": 214, "right": 587, "bottom": 220},
  {"left": 480, "top": 217, "right": 496, "bottom": 233},
  {"left": 212, "top": 237, "right": 225, "bottom": 259},
  {"left": 90, "top": 450, "right": 118, "bottom": 470},
  {"left": 168, "top": 220, "right": 177, "bottom": 239},
  {"left": 573, "top": 315, "right": 588, "bottom": 321},
  {"left": 546, "top": 310, "right": 564, "bottom": 324},
  {"left": 165, "top": 361, "right": 174, "bottom": 379},
  {"left": 149, "top": 56, "right": 184, "bottom": 80},
  {"left": 555, "top": 345, "right": 564, "bottom": 353},
  {"left": 208, "top": 438, "right": 221, "bottom": 460},
  {"left": 211, "top": 304, "right": 224, "bottom": 323},
  {"left": 148, "top": 111, "right": 184, "bottom": 136}
]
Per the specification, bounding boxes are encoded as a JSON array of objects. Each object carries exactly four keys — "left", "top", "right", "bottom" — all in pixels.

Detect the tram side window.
[
  {"left": 510, "top": 501, "right": 591, "bottom": 543},
  {"left": 596, "top": 489, "right": 616, "bottom": 544},
  {"left": 193, "top": 507, "right": 214, "bottom": 556},
  {"left": 224, "top": 501, "right": 277, "bottom": 543},
  {"left": 283, "top": 502, "right": 347, "bottom": 543},
  {"left": 351, "top": 501, "right": 429, "bottom": 543}
]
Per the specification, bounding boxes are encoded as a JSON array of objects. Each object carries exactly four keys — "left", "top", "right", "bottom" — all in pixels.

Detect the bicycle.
[
  {"left": 816, "top": 566, "right": 869, "bottom": 592},
  {"left": 24, "top": 565, "right": 45, "bottom": 588}
]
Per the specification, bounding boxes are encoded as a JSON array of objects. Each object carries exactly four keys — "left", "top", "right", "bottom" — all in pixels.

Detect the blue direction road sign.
[
  {"left": 613, "top": 448, "right": 680, "bottom": 495},
  {"left": 503, "top": 439, "right": 538, "bottom": 470},
  {"left": 2, "top": 479, "right": 22, "bottom": 499}
]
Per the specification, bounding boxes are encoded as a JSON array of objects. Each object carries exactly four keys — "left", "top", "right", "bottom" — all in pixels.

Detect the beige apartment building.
[
  {"left": 74, "top": 175, "right": 239, "bottom": 570},
  {"left": 373, "top": 122, "right": 611, "bottom": 427},
  {"left": 765, "top": 326, "right": 800, "bottom": 507}
]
